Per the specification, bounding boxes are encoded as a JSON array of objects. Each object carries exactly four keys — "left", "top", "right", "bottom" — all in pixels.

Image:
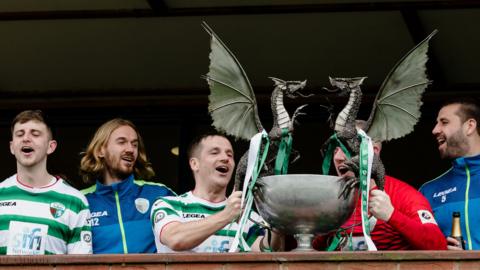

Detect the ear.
[
  {"left": 465, "top": 119, "right": 477, "bottom": 136},
  {"left": 47, "top": 140, "right": 57, "bottom": 155},
  {"left": 189, "top": 157, "right": 199, "bottom": 172},
  {"left": 97, "top": 146, "right": 105, "bottom": 158},
  {"left": 9, "top": 141, "right": 14, "bottom": 156},
  {"left": 373, "top": 142, "right": 382, "bottom": 155}
]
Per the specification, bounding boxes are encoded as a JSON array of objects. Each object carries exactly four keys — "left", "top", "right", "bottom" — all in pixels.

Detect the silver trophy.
[{"left": 254, "top": 174, "right": 357, "bottom": 251}]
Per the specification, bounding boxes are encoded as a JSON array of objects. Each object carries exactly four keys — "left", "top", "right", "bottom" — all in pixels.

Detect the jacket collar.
[
  {"left": 95, "top": 174, "right": 135, "bottom": 196},
  {"left": 452, "top": 154, "right": 480, "bottom": 175}
]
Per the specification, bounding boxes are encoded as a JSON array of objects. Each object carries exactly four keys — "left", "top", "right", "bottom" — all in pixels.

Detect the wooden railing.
[{"left": 0, "top": 251, "right": 478, "bottom": 269}]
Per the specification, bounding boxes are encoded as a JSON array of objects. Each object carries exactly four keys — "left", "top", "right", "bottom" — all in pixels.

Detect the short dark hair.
[
  {"left": 187, "top": 130, "right": 230, "bottom": 159},
  {"left": 11, "top": 110, "right": 54, "bottom": 139},
  {"left": 442, "top": 98, "right": 480, "bottom": 135}
]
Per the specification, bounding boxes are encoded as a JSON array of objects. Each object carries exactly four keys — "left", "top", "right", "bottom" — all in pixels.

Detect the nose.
[
  {"left": 432, "top": 122, "right": 440, "bottom": 136},
  {"left": 220, "top": 152, "right": 230, "bottom": 162},
  {"left": 333, "top": 147, "right": 346, "bottom": 162},
  {"left": 220, "top": 152, "right": 233, "bottom": 165},
  {"left": 22, "top": 133, "right": 32, "bottom": 142},
  {"left": 125, "top": 142, "right": 136, "bottom": 153}
]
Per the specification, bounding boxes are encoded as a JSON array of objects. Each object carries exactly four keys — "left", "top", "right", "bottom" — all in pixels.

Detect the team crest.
[
  {"left": 135, "top": 198, "right": 149, "bottom": 214},
  {"left": 50, "top": 202, "right": 66, "bottom": 218},
  {"left": 154, "top": 211, "right": 165, "bottom": 223},
  {"left": 418, "top": 210, "right": 437, "bottom": 225}
]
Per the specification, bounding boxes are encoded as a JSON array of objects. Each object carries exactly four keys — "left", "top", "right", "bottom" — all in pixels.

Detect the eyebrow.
[
  {"left": 115, "top": 137, "right": 138, "bottom": 142},
  {"left": 437, "top": 116, "right": 449, "bottom": 122},
  {"left": 14, "top": 128, "right": 42, "bottom": 134}
]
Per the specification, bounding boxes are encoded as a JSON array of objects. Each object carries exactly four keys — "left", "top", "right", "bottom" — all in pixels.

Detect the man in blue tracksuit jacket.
[
  {"left": 80, "top": 118, "right": 175, "bottom": 253},
  {"left": 420, "top": 98, "right": 480, "bottom": 250}
]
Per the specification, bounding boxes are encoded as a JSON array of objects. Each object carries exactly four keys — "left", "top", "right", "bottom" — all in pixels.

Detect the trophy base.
[{"left": 292, "top": 234, "right": 314, "bottom": 252}]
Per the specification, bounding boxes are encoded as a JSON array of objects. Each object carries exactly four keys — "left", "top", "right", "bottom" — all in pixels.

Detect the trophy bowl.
[{"left": 253, "top": 174, "right": 357, "bottom": 251}]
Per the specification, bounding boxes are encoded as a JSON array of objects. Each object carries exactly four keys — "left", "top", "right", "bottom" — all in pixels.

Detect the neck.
[
  {"left": 102, "top": 171, "right": 125, "bottom": 186},
  {"left": 465, "top": 136, "right": 480, "bottom": 157},
  {"left": 192, "top": 184, "right": 227, "bottom": 203},
  {"left": 17, "top": 164, "right": 54, "bottom": 188}
]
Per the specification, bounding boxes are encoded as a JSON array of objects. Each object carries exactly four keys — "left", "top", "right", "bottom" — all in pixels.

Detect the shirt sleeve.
[
  {"left": 151, "top": 198, "right": 183, "bottom": 244},
  {"left": 386, "top": 180, "right": 447, "bottom": 250},
  {"left": 67, "top": 204, "right": 93, "bottom": 254}
]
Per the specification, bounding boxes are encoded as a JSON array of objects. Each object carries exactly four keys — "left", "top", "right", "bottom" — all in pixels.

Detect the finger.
[
  {"left": 233, "top": 191, "right": 243, "bottom": 198},
  {"left": 370, "top": 189, "right": 383, "bottom": 196},
  {"left": 447, "top": 245, "right": 463, "bottom": 251},
  {"left": 229, "top": 191, "right": 242, "bottom": 198},
  {"left": 230, "top": 197, "right": 242, "bottom": 205},
  {"left": 446, "top": 237, "right": 460, "bottom": 246}
]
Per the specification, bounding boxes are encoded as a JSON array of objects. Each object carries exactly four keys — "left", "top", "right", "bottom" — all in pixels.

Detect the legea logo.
[{"left": 433, "top": 187, "right": 457, "bottom": 203}]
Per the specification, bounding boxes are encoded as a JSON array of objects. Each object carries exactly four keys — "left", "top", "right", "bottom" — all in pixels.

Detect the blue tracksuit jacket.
[
  {"left": 419, "top": 154, "right": 480, "bottom": 250},
  {"left": 82, "top": 174, "right": 175, "bottom": 253}
]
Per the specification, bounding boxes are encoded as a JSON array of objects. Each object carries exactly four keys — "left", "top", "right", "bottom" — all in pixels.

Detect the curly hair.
[{"left": 79, "top": 118, "right": 155, "bottom": 184}]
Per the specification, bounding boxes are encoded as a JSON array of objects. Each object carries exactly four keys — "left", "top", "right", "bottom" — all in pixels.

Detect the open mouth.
[
  {"left": 216, "top": 165, "right": 229, "bottom": 173},
  {"left": 436, "top": 136, "right": 446, "bottom": 147},
  {"left": 338, "top": 165, "right": 350, "bottom": 175},
  {"left": 21, "top": 146, "right": 34, "bottom": 153},
  {"left": 121, "top": 155, "right": 134, "bottom": 163}
]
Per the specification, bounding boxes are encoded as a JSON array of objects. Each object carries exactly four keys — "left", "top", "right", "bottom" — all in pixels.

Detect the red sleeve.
[
  {"left": 386, "top": 177, "right": 447, "bottom": 250},
  {"left": 388, "top": 208, "right": 447, "bottom": 250}
]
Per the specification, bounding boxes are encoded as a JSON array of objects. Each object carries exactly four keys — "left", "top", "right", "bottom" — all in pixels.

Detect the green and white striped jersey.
[
  {"left": 0, "top": 174, "right": 92, "bottom": 255},
  {"left": 151, "top": 191, "right": 264, "bottom": 253}
]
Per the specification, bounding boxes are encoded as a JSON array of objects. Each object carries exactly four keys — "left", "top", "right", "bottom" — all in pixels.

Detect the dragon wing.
[
  {"left": 202, "top": 22, "right": 263, "bottom": 141},
  {"left": 366, "top": 30, "right": 438, "bottom": 142}
]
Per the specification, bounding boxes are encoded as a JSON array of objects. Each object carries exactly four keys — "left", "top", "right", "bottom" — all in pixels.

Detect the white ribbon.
[
  {"left": 230, "top": 130, "right": 267, "bottom": 252},
  {"left": 357, "top": 129, "right": 377, "bottom": 251}
]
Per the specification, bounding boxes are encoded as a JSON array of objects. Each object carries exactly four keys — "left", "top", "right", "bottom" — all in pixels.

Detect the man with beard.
[
  {"left": 151, "top": 132, "right": 283, "bottom": 252},
  {"left": 0, "top": 110, "right": 91, "bottom": 255},
  {"left": 313, "top": 120, "right": 446, "bottom": 251},
  {"left": 420, "top": 98, "right": 480, "bottom": 250},
  {"left": 80, "top": 118, "right": 175, "bottom": 253}
]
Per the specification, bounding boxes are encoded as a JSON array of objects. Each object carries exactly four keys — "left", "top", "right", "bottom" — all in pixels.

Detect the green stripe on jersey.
[
  {"left": 160, "top": 198, "right": 225, "bottom": 214},
  {"left": 0, "top": 245, "right": 62, "bottom": 255},
  {"left": 0, "top": 186, "right": 88, "bottom": 214},
  {"left": 216, "top": 229, "right": 237, "bottom": 238},
  {"left": 69, "top": 225, "right": 91, "bottom": 244},
  {"left": 152, "top": 207, "right": 179, "bottom": 218}
]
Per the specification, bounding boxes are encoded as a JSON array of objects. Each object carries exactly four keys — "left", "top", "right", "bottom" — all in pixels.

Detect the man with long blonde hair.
[{"left": 81, "top": 118, "right": 175, "bottom": 254}]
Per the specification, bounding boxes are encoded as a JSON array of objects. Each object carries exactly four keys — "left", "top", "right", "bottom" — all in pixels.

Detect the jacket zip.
[
  {"left": 115, "top": 191, "right": 128, "bottom": 253},
  {"left": 465, "top": 165, "right": 472, "bottom": 250}
]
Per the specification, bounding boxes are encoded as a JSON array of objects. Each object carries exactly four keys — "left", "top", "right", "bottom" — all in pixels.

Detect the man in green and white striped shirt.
[
  {"left": 0, "top": 110, "right": 92, "bottom": 255},
  {"left": 151, "top": 132, "right": 283, "bottom": 252}
]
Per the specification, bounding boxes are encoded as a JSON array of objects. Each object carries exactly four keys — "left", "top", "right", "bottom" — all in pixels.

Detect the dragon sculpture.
[
  {"left": 202, "top": 22, "right": 309, "bottom": 190},
  {"left": 324, "top": 30, "right": 438, "bottom": 196}
]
